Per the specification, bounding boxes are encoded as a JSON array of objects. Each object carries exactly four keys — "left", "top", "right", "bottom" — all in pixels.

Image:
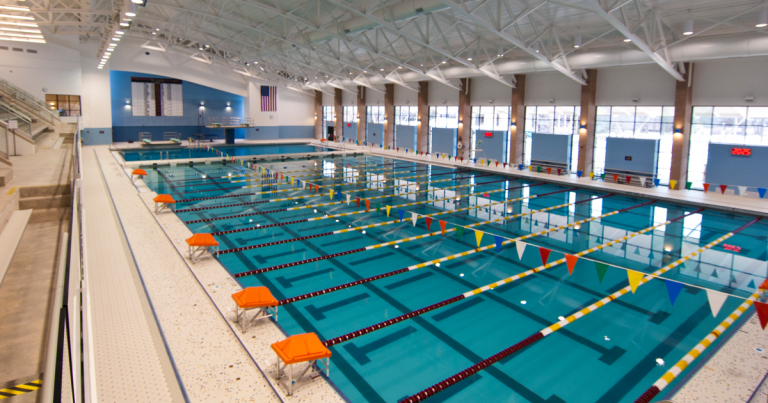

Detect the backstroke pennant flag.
[
  {"left": 386, "top": 205, "right": 391, "bottom": 217},
  {"left": 261, "top": 85, "right": 277, "bottom": 112},
  {"left": 494, "top": 236, "right": 503, "bottom": 252},
  {"left": 664, "top": 280, "right": 684, "bottom": 306},
  {"left": 456, "top": 226, "right": 464, "bottom": 241},
  {"left": 595, "top": 262, "right": 609, "bottom": 283},
  {"left": 719, "top": 184, "right": 728, "bottom": 194},
  {"left": 365, "top": 200, "right": 370, "bottom": 212},
  {"left": 565, "top": 254, "right": 579, "bottom": 275},
  {"left": 754, "top": 301, "right": 768, "bottom": 330},
  {"left": 411, "top": 212, "right": 418, "bottom": 227},
  {"left": 516, "top": 242, "right": 526, "bottom": 260},
  {"left": 627, "top": 270, "right": 644, "bottom": 293},
  {"left": 425, "top": 217, "right": 433, "bottom": 231},
  {"left": 329, "top": 189, "right": 334, "bottom": 200},
  {"left": 738, "top": 186, "right": 747, "bottom": 196},
  {"left": 539, "top": 247, "right": 551, "bottom": 265},
  {"left": 346, "top": 194, "right": 351, "bottom": 205},
  {"left": 398, "top": 208, "right": 405, "bottom": 222},
  {"left": 670, "top": 180, "right": 677, "bottom": 190},
  {"left": 706, "top": 289, "right": 728, "bottom": 317},
  {"left": 640, "top": 177, "right": 647, "bottom": 187},
  {"left": 474, "top": 230, "right": 483, "bottom": 247},
  {"left": 760, "top": 188, "right": 768, "bottom": 199},
  {"left": 439, "top": 220, "right": 447, "bottom": 235},
  {"left": 703, "top": 183, "right": 710, "bottom": 192}
]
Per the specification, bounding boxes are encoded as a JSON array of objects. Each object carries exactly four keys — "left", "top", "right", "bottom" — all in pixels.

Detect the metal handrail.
[
  {"left": 0, "top": 78, "right": 57, "bottom": 124},
  {"left": 0, "top": 99, "right": 32, "bottom": 123},
  {"left": 42, "top": 117, "right": 89, "bottom": 403}
]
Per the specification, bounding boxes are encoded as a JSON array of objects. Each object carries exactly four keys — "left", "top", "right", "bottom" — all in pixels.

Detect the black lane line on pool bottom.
[{"left": 209, "top": 202, "right": 560, "bottom": 403}]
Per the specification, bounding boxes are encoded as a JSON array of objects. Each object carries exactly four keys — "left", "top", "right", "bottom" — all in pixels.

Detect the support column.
[
  {"left": 670, "top": 63, "right": 694, "bottom": 190},
  {"left": 384, "top": 84, "right": 394, "bottom": 148},
  {"left": 357, "top": 86, "right": 367, "bottom": 144},
  {"left": 458, "top": 78, "right": 471, "bottom": 159},
  {"left": 334, "top": 88, "right": 342, "bottom": 141},
  {"left": 417, "top": 81, "right": 429, "bottom": 153},
  {"left": 509, "top": 75, "right": 525, "bottom": 165},
  {"left": 578, "top": 69, "right": 598, "bottom": 174},
  {"left": 314, "top": 90, "right": 322, "bottom": 140}
]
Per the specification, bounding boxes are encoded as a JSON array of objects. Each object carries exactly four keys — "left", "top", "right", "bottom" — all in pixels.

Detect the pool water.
[
  {"left": 140, "top": 155, "right": 765, "bottom": 403},
  {"left": 121, "top": 144, "right": 332, "bottom": 161}
]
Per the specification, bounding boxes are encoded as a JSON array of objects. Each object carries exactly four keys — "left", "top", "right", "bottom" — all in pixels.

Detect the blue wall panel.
[
  {"left": 110, "top": 71, "right": 245, "bottom": 143},
  {"left": 476, "top": 130, "right": 507, "bottom": 162},
  {"left": 279, "top": 126, "right": 314, "bottom": 139},
  {"left": 366, "top": 123, "right": 384, "bottom": 146},
  {"left": 531, "top": 133, "right": 570, "bottom": 164},
  {"left": 81, "top": 128, "right": 112, "bottom": 145},
  {"left": 431, "top": 128, "right": 457, "bottom": 156},
  {"left": 343, "top": 122, "right": 357, "bottom": 140},
  {"left": 605, "top": 137, "right": 659, "bottom": 174},
  {"left": 395, "top": 125, "right": 416, "bottom": 150},
  {"left": 707, "top": 144, "right": 768, "bottom": 187}
]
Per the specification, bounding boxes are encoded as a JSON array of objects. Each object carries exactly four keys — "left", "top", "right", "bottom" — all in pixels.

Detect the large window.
[
  {"left": 366, "top": 106, "right": 385, "bottom": 124},
  {"left": 322, "top": 106, "right": 334, "bottom": 139},
  {"left": 470, "top": 106, "right": 511, "bottom": 161},
  {"left": 428, "top": 106, "right": 459, "bottom": 154},
  {"left": 594, "top": 106, "right": 674, "bottom": 184},
  {"left": 342, "top": 106, "right": 357, "bottom": 124},
  {"left": 45, "top": 94, "right": 81, "bottom": 117},
  {"left": 523, "top": 106, "right": 580, "bottom": 169},
  {"left": 394, "top": 106, "right": 418, "bottom": 126},
  {"left": 688, "top": 106, "right": 768, "bottom": 188}
]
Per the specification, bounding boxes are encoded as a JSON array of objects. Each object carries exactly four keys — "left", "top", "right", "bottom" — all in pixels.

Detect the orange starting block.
[
  {"left": 131, "top": 168, "right": 148, "bottom": 182},
  {"left": 232, "top": 286, "right": 278, "bottom": 332},
  {"left": 153, "top": 194, "right": 176, "bottom": 213},
  {"left": 272, "top": 332, "right": 331, "bottom": 395},
  {"left": 185, "top": 233, "right": 218, "bottom": 263}
]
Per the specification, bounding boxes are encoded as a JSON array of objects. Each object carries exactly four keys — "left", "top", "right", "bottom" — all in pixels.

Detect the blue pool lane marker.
[
  {"left": 342, "top": 326, "right": 418, "bottom": 365},
  {"left": 275, "top": 268, "right": 335, "bottom": 289},
  {"left": 305, "top": 293, "right": 370, "bottom": 320}
]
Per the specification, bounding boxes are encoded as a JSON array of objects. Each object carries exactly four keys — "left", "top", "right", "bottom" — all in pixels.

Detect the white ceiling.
[{"left": 4, "top": 0, "right": 768, "bottom": 92}]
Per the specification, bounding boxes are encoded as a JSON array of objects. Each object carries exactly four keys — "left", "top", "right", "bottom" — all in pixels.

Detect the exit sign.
[
  {"left": 484, "top": 132, "right": 493, "bottom": 137},
  {"left": 732, "top": 148, "right": 751, "bottom": 156}
]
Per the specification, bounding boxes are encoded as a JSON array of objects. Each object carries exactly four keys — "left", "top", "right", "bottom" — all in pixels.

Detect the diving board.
[{"left": 0, "top": 209, "right": 32, "bottom": 286}]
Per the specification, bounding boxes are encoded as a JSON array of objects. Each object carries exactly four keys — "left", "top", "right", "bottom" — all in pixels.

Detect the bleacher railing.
[
  {"left": 0, "top": 77, "right": 57, "bottom": 125},
  {"left": 40, "top": 117, "right": 90, "bottom": 403}
]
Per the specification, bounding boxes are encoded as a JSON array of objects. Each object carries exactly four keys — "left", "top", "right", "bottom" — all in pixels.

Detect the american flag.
[{"left": 261, "top": 85, "right": 277, "bottom": 111}]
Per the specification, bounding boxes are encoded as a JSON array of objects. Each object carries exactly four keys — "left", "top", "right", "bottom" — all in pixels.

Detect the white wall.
[
  {"left": 393, "top": 85, "right": 417, "bottom": 105},
  {"left": 80, "top": 52, "right": 112, "bottom": 129},
  {"left": 0, "top": 37, "right": 81, "bottom": 101},
  {"left": 470, "top": 77, "right": 512, "bottom": 106},
  {"left": 693, "top": 57, "right": 768, "bottom": 106},
  {"left": 428, "top": 81, "right": 458, "bottom": 105},
  {"left": 524, "top": 71, "right": 581, "bottom": 106},
  {"left": 106, "top": 38, "right": 248, "bottom": 96},
  {"left": 322, "top": 91, "right": 334, "bottom": 106},
  {"left": 277, "top": 87, "right": 314, "bottom": 126},
  {"left": 596, "top": 65, "right": 676, "bottom": 106},
  {"left": 366, "top": 85, "right": 385, "bottom": 106},
  {"left": 342, "top": 88, "right": 357, "bottom": 106}
]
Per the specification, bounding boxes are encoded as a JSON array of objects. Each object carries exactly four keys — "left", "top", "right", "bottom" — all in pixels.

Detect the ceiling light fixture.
[
  {"left": 467, "top": 50, "right": 473, "bottom": 61},
  {"left": 0, "top": 14, "right": 34, "bottom": 20},
  {"left": 0, "top": 21, "right": 38, "bottom": 27},
  {"left": 683, "top": 20, "right": 693, "bottom": 35},
  {"left": 574, "top": 35, "right": 581, "bottom": 48},
  {"left": 533, "top": 42, "right": 539, "bottom": 53},
  {"left": 0, "top": 5, "right": 30, "bottom": 11},
  {"left": 758, "top": 10, "right": 768, "bottom": 27},
  {"left": 624, "top": 38, "right": 632, "bottom": 42},
  {"left": 116, "top": 30, "right": 124, "bottom": 35},
  {"left": 497, "top": 46, "right": 503, "bottom": 57},
  {"left": 119, "top": 22, "right": 129, "bottom": 27}
]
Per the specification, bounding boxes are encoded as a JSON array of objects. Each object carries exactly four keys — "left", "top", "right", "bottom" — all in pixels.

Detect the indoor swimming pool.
[
  {"left": 138, "top": 155, "right": 765, "bottom": 403},
  {"left": 120, "top": 144, "right": 332, "bottom": 161}
]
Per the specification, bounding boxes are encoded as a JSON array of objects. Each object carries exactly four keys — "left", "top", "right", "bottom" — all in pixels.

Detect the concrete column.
[
  {"left": 384, "top": 84, "right": 394, "bottom": 148},
  {"left": 670, "top": 63, "right": 694, "bottom": 190},
  {"left": 357, "top": 86, "right": 366, "bottom": 143},
  {"left": 578, "top": 69, "right": 598, "bottom": 173},
  {"left": 334, "top": 88, "right": 342, "bottom": 141},
  {"left": 417, "top": 81, "right": 429, "bottom": 153},
  {"left": 458, "top": 78, "right": 471, "bottom": 159},
  {"left": 314, "top": 90, "right": 322, "bottom": 140},
  {"left": 509, "top": 75, "right": 525, "bottom": 165}
]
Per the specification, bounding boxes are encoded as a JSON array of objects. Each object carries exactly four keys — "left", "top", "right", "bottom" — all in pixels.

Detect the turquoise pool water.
[
  {"left": 140, "top": 155, "right": 765, "bottom": 403},
  {"left": 121, "top": 144, "right": 332, "bottom": 161}
]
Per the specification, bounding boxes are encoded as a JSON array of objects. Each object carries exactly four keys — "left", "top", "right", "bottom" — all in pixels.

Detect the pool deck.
[
  {"left": 82, "top": 141, "right": 768, "bottom": 402},
  {"left": 88, "top": 145, "right": 343, "bottom": 402}
]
